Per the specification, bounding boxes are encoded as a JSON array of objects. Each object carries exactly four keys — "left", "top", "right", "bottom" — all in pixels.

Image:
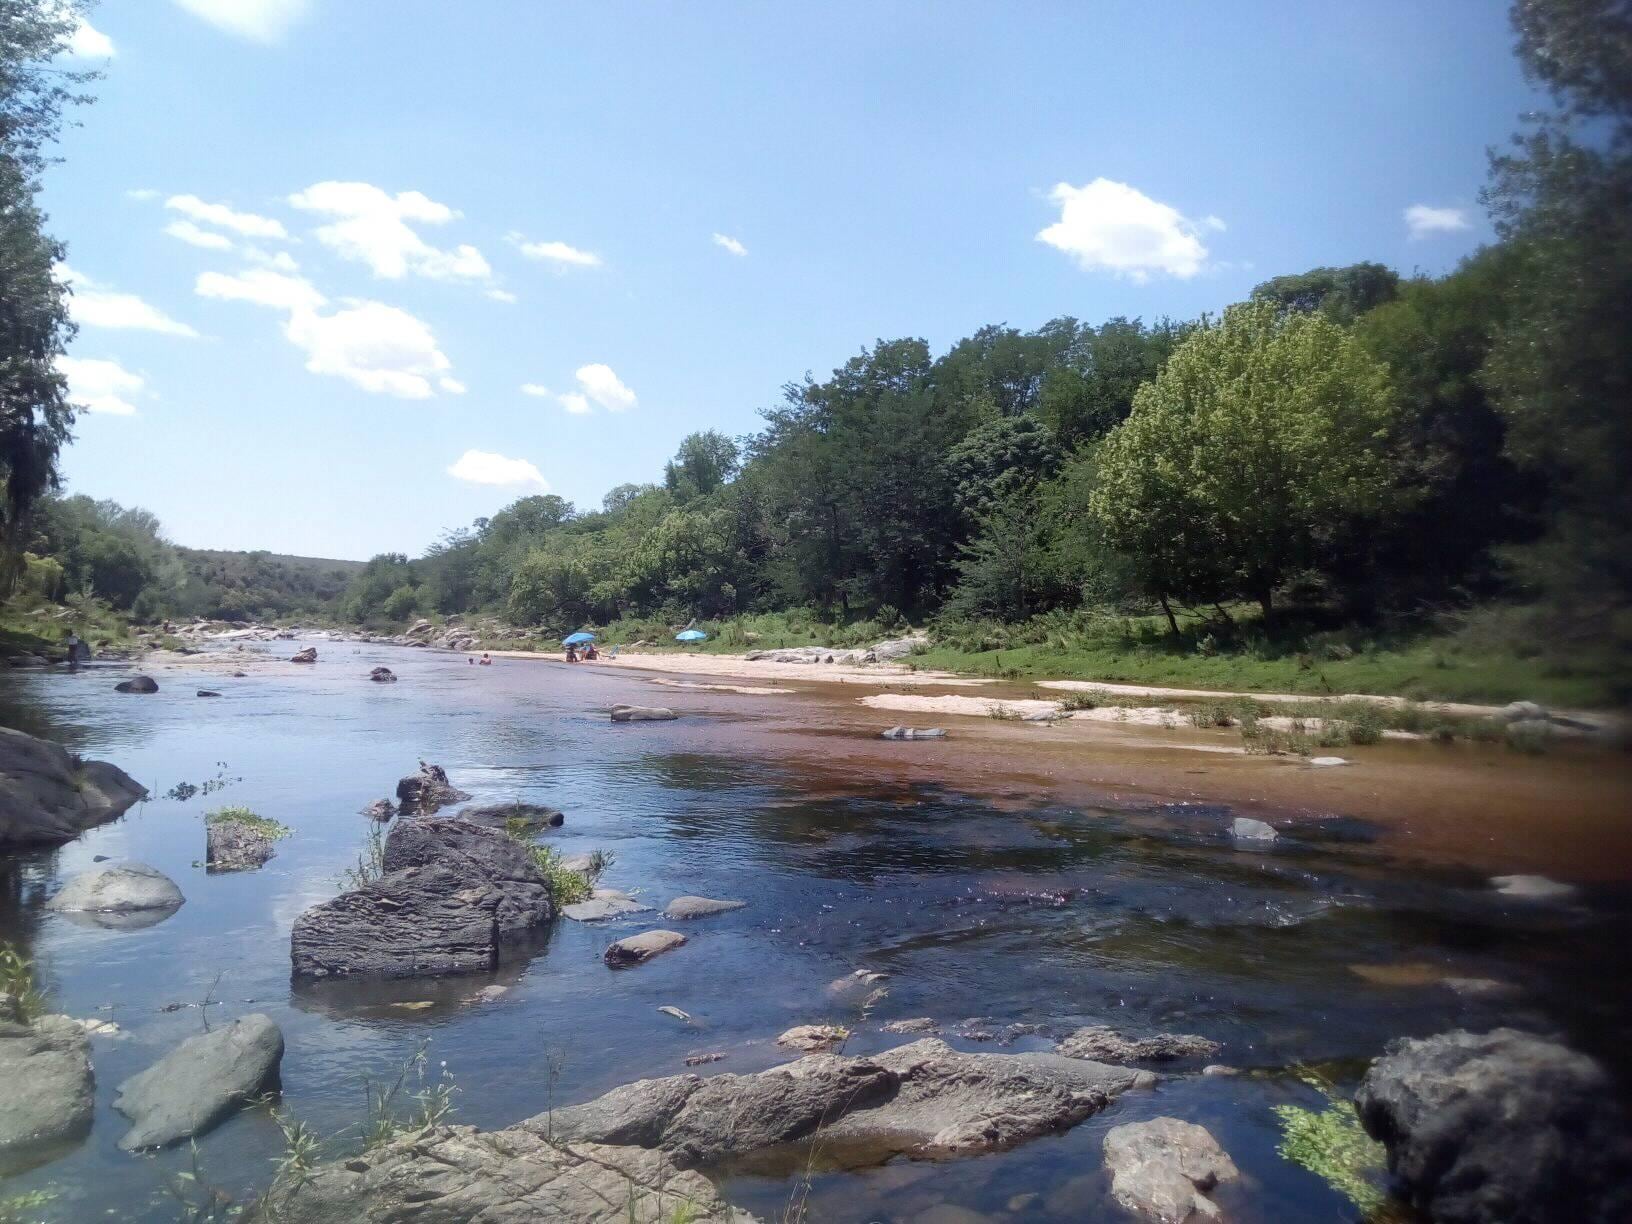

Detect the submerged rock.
[
  {"left": 1055, "top": 1026, "right": 1220, "bottom": 1064},
  {"left": 1355, "top": 1028, "right": 1632, "bottom": 1224},
  {"left": 46, "top": 862, "right": 184, "bottom": 919},
  {"left": 395, "top": 761, "right": 471, "bottom": 814},
  {"left": 1490, "top": 873, "right": 1578, "bottom": 901},
  {"left": 0, "top": 725, "right": 147, "bottom": 849},
  {"left": 196, "top": 689, "right": 222, "bottom": 698},
  {"left": 1103, "top": 1117, "right": 1239, "bottom": 1223},
  {"left": 368, "top": 666, "right": 396, "bottom": 682},
  {"left": 663, "top": 896, "right": 745, "bottom": 920},
  {"left": 0, "top": 1015, "right": 94, "bottom": 1155},
  {"left": 777, "top": 1025, "right": 848, "bottom": 1052},
  {"left": 604, "top": 929, "right": 687, "bottom": 967},
  {"left": 114, "top": 674, "right": 158, "bottom": 693},
  {"left": 610, "top": 704, "right": 678, "bottom": 722},
  {"left": 114, "top": 1014, "right": 284, "bottom": 1150},
  {"left": 455, "top": 801, "right": 564, "bottom": 832},
  {"left": 562, "top": 891, "right": 651, "bottom": 922},
  {"left": 290, "top": 646, "right": 317, "bottom": 664},
  {"left": 880, "top": 726, "right": 947, "bottom": 740},
  {"left": 291, "top": 818, "right": 553, "bottom": 978},
  {"left": 881, "top": 1017, "right": 940, "bottom": 1035},
  {"left": 1229, "top": 817, "right": 1278, "bottom": 843}
]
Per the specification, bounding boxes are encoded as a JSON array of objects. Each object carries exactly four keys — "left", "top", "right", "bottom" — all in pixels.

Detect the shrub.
[
  {"left": 205, "top": 806, "right": 290, "bottom": 839},
  {"left": 0, "top": 944, "right": 46, "bottom": 1023}
]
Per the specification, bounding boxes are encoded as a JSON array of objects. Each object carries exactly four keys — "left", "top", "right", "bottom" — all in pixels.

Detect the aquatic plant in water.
[
  {"left": 0, "top": 943, "right": 46, "bottom": 1023},
  {"left": 1273, "top": 1074, "right": 1387, "bottom": 1214},
  {"left": 204, "top": 805, "right": 290, "bottom": 839}
]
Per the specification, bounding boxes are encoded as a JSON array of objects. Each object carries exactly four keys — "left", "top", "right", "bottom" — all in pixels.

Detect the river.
[{"left": 2, "top": 641, "right": 1629, "bottom": 1221}]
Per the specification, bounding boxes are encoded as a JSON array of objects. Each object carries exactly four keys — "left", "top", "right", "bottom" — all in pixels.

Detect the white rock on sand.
[{"left": 860, "top": 693, "right": 1062, "bottom": 721}]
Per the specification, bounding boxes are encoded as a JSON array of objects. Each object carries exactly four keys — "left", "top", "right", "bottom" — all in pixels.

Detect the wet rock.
[
  {"left": 360, "top": 798, "right": 395, "bottom": 822},
  {"left": 395, "top": 761, "right": 470, "bottom": 814},
  {"left": 1490, "top": 873, "right": 1578, "bottom": 901},
  {"left": 562, "top": 891, "right": 651, "bottom": 922},
  {"left": 1103, "top": 1117, "right": 1239, "bottom": 1223},
  {"left": 610, "top": 704, "right": 678, "bottom": 722},
  {"left": 1056, "top": 1026, "right": 1220, "bottom": 1064},
  {"left": 196, "top": 689, "right": 222, "bottom": 698},
  {"left": 777, "top": 1025, "right": 848, "bottom": 1052},
  {"left": 1308, "top": 755, "right": 1348, "bottom": 767},
  {"left": 1356, "top": 1028, "right": 1632, "bottom": 1224},
  {"left": 207, "top": 820, "right": 277, "bottom": 872},
  {"left": 470, "top": 985, "right": 509, "bottom": 1004},
  {"left": 46, "top": 862, "right": 184, "bottom": 919},
  {"left": 1201, "top": 1065, "right": 1239, "bottom": 1077},
  {"left": 115, "top": 674, "right": 158, "bottom": 693},
  {"left": 291, "top": 818, "right": 552, "bottom": 978},
  {"left": 1230, "top": 817, "right": 1278, "bottom": 843},
  {"left": 290, "top": 646, "right": 318, "bottom": 663},
  {"left": 0, "top": 725, "right": 147, "bottom": 849},
  {"left": 1499, "top": 700, "right": 1548, "bottom": 723},
  {"left": 657, "top": 1006, "right": 691, "bottom": 1023},
  {"left": 114, "top": 1014, "right": 284, "bottom": 1150},
  {"left": 663, "top": 896, "right": 745, "bottom": 920},
  {"left": 684, "top": 1053, "right": 725, "bottom": 1067},
  {"left": 881, "top": 1017, "right": 939, "bottom": 1035},
  {"left": 880, "top": 726, "right": 947, "bottom": 740},
  {"left": 368, "top": 666, "right": 396, "bottom": 682},
  {"left": 604, "top": 929, "right": 687, "bottom": 967},
  {"left": 455, "top": 801, "right": 564, "bottom": 832},
  {"left": 0, "top": 1015, "right": 94, "bottom": 1154}
]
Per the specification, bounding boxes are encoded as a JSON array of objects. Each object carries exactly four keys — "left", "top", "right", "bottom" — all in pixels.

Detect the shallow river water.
[{"left": 2, "top": 642, "right": 1628, "bottom": 1221}]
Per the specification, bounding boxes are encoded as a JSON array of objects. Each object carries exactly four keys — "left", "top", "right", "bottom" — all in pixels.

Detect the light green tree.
[{"left": 1091, "top": 300, "right": 1396, "bottom": 622}]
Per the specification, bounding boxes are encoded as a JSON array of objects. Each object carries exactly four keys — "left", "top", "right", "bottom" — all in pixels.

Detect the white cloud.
[
  {"left": 66, "top": 18, "right": 115, "bottom": 58},
  {"left": 448, "top": 449, "right": 547, "bottom": 488},
  {"left": 1404, "top": 204, "right": 1470, "bottom": 239},
  {"left": 485, "top": 288, "right": 518, "bottom": 304},
  {"left": 711, "top": 232, "right": 747, "bottom": 257},
  {"left": 283, "top": 301, "right": 454, "bottom": 399},
  {"left": 289, "top": 181, "right": 490, "bottom": 281},
  {"left": 195, "top": 267, "right": 326, "bottom": 312},
  {"left": 556, "top": 392, "right": 591, "bottom": 415},
  {"left": 574, "top": 363, "right": 636, "bottom": 412},
  {"left": 165, "top": 194, "right": 288, "bottom": 240},
  {"left": 57, "top": 264, "right": 199, "bottom": 338},
  {"left": 55, "top": 356, "right": 144, "bottom": 416},
  {"left": 171, "top": 0, "right": 311, "bottom": 41},
  {"left": 165, "top": 220, "right": 235, "bottom": 250},
  {"left": 520, "top": 383, "right": 551, "bottom": 398},
  {"left": 243, "top": 247, "right": 300, "bottom": 272},
  {"left": 438, "top": 376, "right": 467, "bottom": 395},
  {"left": 1036, "top": 178, "right": 1214, "bottom": 282},
  {"left": 126, "top": 188, "right": 159, "bottom": 202},
  {"left": 511, "top": 236, "right": 601, "bottom": 268}
]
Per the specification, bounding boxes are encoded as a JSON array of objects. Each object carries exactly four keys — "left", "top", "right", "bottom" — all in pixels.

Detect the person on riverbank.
[
  {"left": 566, "top": 644, "right": 579, "bottom": 663},
  {"left": 584, "top": 642, "right": 599, "bottom": 661},
  {"left": 66, "top": 630, "right": 85, "bottom": 666}
]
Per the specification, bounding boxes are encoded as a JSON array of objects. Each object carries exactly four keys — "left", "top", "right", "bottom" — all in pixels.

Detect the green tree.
[
  {"left": 663, "top": 431, "right": 739, "bottom": 501},
  {"left": 944, "top": 414, "right": 1061, "bottom": 521},
  {"left": 1091, "top": 301, "right": 1397, "bottom": 622},
  {"left": 1250, "top": 263, "right": 1401, "bottom": 325}
]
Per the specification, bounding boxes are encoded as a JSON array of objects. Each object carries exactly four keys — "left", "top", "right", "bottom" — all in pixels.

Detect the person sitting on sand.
[
  {"left": 566, "top": 645, "right": 579, "bottom": 663},
  {"left": 584, "top": 642, "right": 599, "bottom": 660}
]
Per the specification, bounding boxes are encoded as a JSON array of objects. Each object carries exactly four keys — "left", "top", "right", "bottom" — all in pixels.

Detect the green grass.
[
  {"left": 204, "top": 806, "right": 290, "bottom": 839},
  {"left": 0, "top": 943, "right": 47, "bottom": 1023}
]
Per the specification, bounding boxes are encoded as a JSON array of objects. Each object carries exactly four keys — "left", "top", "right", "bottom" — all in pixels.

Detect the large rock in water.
[
  {"left": 1102, "top": 1117, "right": 1240, "bottom": 1223},
  {"left": 1355, "top": 1028, "right": 1632, "bottom": 1224},
  {"left": 114, "top": 1014, "right": 284, "bottom": 1150},
  {"left": 395, "top": 761, "right": 470, "bottom": 814},
  {"left": 0, "top": 1015, "right": 94, "bottom": 1155},
  {"left": 0, "top": 725, "right": 147, "bottom": 849},
  {"left": 114, "top": 674, "right": 158, "bottom": 693},
  {"left": 454, "top": 801, "right": 564, "bottom": 832},
  {"left": 1055, "top": 1026, "right": 1220, "bottom": 1064},
  {"left": 206, "top": 821, "right": 277, "bottom": 871},
  {"left": 604, "top": 929, "right": 687, "bottom": 967},
  {"left": 291, "top": 818, "right": 553, "bottom": 978},
  {"left": 46, "top": 862, "right": 184, "bottom": 917},
  {"left": 610, "top": 704, "right": 678, "bottom": 722}
]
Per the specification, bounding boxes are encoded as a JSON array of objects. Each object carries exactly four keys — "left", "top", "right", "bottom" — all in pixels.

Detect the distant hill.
[{"left": 173, "top": 548, "right": 363, "bottom": 621}]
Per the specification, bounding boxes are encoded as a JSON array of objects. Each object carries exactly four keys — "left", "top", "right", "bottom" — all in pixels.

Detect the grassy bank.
[{"left": 0, "top": 594, "right": 142, "bottom": 660}]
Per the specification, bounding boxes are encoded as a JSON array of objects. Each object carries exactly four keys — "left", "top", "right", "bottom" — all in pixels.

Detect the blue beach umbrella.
[
  {"left": 675, "top": 629, "right": 707, "bottom": 642},
  {"left": 563, "top": 631, "right": 596, "bottom": 645}
]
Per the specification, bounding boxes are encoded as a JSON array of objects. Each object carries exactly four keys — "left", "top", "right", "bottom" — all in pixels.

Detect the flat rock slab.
[
  {"left": 46, "top": 862, "right": 184, "bottom": 915},
  {"left": 663, "top": 896, "right": 746, "bottom": 920},
  {"left": 610, "top": 705, "right": 678, "bottom": 722},
  {"left": 1056, "top": 1026, "right": 1220, "bottom": 1064},
  {"left": 562, "top": 892, "right": 652, "bottom": 922},
  {"left": 777, "top": 1025, "right": 848, "bottom": 1052},
  {"left": 604, "top": 929, "right": 687, "bottom": 967},
  {"left": 1103, "top": 1117, "right": 1239, "bottom": 1223},
  {"left": 115, "top": 1014, "right": 284, "bottom": 1150},
  {"left": 0, "top": 725, "right": 147, "bottom": 850},
  {"left": 454, "top": 801, "right": 565, "bottom": 832},
  {"left": 0, "top": 1015, "right": 93, "bottom": 1153},
  {"left": 880, "top": 726, "right": 947, "bottom": 740}
]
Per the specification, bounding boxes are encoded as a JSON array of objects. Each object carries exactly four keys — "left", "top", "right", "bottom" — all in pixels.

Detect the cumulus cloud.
[
  {"left": 485, "top": 288, "right": 519, "bottom": 304},
  {"left": 1036, "top": 178, "right": 1215, "bottom": 282},
  {"left": 165, "top": 193, "right": 288, "bottom": 241},
  {"left": 283, "top": 301, "right": 454, "bottom": 399},
  {"left": 438, "top": 376, "right": 467, "bottom": 394},
  {"left": 1404, "top": 204, "right": 1470, "bottom": 239},
  {"left": 510, "top": 235, "right": 601, "bottom": 268},
  {"left": 195, "top": 267, "right": 326, "bottom": 312},
  {"left": 711, "top": 232, "right": 747, "bottom": 257},
  {"left": 556, "top": 392, "right": 591, "bottom": 415},
  {"left": 520, "top": 383, "right": 550, "bottom": 397},
  {"left": 289, "top": 181, "right": 490, "bottom": 281},
  {"left": 65, "top": 18, "right": 116, "bottom": 57},
  {"left": 448, "top": 449, "right": 547, "bottom": 488},
  {"left": 55, "top": 356, "right": 144, "bottom": 416},
  {"left": 243, "top": 247, "right": 300, "bottom": 272},
  {"left": 57, "top": 264, "right": 199, "bottom": 338},
  {"left": 574, "top": 363, "right": 636, "bottom": 412},
  {"left": 126, "top": 188, "right": 159, "bottom": 202},
  {"left": 171, "top": 0, "right": 311, "bottom": 41},
  {"left": 165, "top": 220, "right": 235, "bottom": 250}
]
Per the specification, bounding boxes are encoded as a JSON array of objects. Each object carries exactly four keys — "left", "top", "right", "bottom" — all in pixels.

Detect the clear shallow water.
[{"left": 1, "top": 642, "right": 1627, "bottom": 1221}]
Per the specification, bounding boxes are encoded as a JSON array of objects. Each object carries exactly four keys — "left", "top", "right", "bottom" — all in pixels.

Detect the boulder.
[
  {"left": 206, "top": 821, "right": 277, "bottom": 872},
  {"left": 405, "top": 618, "right": 434, "bottom": 639},
  {"left": 1308, "top": 755, "right": 1349, "bottom": 767},
  {"left": 610, "top": 705, "right": 678, "bottom": 723},
  {"left": 880, "top": 726, "right": 947, "bottom": 740},
  {"left": 290, "top": 647, "right": 318, "bottom": 664},
  {"left": 881, "top": 1017, "right": 939, "bottom": 1034},
  {"left": 870, "top": 636, "right": 922, "bottom": 662},
  {"left": 1103, "top": 1117, "right": 1240, "bottom": 1223},
  {"left": 360, "top": 798, "right": 395, "bottom": 822},
  {"left": 777, "top": 1025, "right": 848, "bottom": 1052},
  {"left": 1490, "top": 873, "right": 1578, "bottom": 901},
  {"left": 395, "top": 761, "right": 471, "bottom": 814},
  {"left": 196, "top": 689, "right": 222, "bottom": 698},
  {"left": 291, "top": 819, "right": 553, "bottom": 978},
  {"left": 1055, "top": 1026, "right": 1220, "bottom": 1064},
  {"left": 1229, "top": 817, "right": 1278, "bottom": 843},
  {"left": 1355, "top": 1028, "right": 1632, "bottom": 1224},
  {"left": 662, "top": 896, "right": 745, "bottom": 920},
  {"left": 114, "top": 1014, "right": 284, "bottom": 1150},
  {"left": 455, "top": 801, "right": 565, "bottom": 832},
  {"left": 0, "top": 1015, "right": 94, "bottom": 1154},
  {"left": 368, "top": 667, "right": 396, "bottom": 682},
  {"left": 604, "top": 930, "right": 687, "bottom": 967},
  {"left": 0, "top": 725, "right": 147, "bottom": 849},
  {"left": 562, "top": 891, "right": 651, "bottom": 922},
  {"left": 114, "top": 674, "right": 158, "bottom": 693},
  {"left": 46, "top": 862, "right": 184, "bottom": 918}
]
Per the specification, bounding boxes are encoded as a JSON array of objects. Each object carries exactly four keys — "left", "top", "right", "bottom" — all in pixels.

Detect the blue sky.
[{"left": 48, "top": 0, "right": 1539, "bottom": 560}]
